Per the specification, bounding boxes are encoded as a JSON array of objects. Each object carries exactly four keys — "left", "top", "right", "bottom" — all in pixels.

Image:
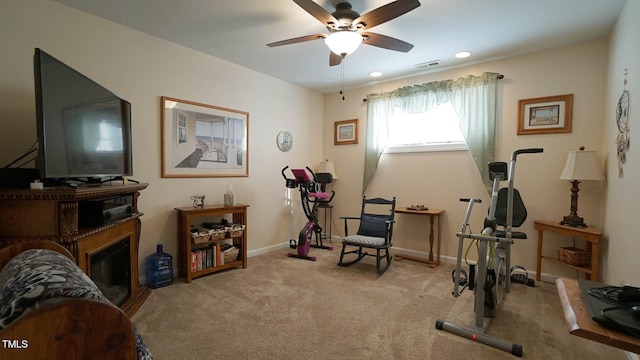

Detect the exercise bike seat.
[
  {"left": 493, "top": 187, "right": 528, "bottom": 239},
  {"left": 309, "top": 192, "right": 330, "bottom": 199}
]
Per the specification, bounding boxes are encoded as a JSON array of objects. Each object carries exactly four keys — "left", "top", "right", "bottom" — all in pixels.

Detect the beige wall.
[
  {"left": 1, "top": 0, "right": 637, "bottom": 286},
  {"left": 604, "top": 0, "right": 640, "bottom": 286},
  {"left": 323, "top": 39, "right": 609, "bottom": 280},
  {"left": 0, "top": 0, "right": 324, "bottom": 279}
]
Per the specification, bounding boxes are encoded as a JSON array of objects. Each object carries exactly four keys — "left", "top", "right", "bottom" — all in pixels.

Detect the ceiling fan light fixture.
[{"left": 325, "top": 31, "right": 363, "bottom": 56}]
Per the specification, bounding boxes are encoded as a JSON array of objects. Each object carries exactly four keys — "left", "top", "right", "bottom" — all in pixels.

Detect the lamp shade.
[
  {"left": 317, "top": 160, "right": 338, "bottom": 180},
  {"left": 559, "top": 149, "right": 605, "bottom": 181},
  {"left": 324, "top": 31, "right": 362, "bottom": 56}
]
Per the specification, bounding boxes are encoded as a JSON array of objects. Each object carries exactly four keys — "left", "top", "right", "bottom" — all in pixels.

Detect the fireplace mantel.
[{"left": 0, "top": 182, "right": 150, "bottom": 317}]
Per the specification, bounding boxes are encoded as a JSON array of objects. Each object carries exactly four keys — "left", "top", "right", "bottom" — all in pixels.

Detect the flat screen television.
[{"left": 33, "top": 48, "right": 133, "bottom": 184}]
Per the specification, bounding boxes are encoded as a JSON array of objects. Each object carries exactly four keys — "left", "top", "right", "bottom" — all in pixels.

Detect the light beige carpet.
[{"left": 132, "top": 246, "right": 628, "bottom": 359}]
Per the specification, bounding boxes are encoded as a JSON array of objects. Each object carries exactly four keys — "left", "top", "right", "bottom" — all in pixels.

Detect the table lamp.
[{"left": 559, "top": 147, "right": 604, "bottom": 227}]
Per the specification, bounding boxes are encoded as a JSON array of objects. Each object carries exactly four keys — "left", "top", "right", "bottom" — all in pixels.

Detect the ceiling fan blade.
[
  {"left": 329, "top": 52, "right": 343, "bottom": 66},
  {"left": 362, "top": 32, "right": 414, "bottom": 52},
  {"left": 353, "top": 0, "right": 421, "bottom": 29},
  {"left": 293, "top": 0, "right": 339, "bottom": 27},
  {"left": 267, "top": 34, "right": 326, "bottom": 47}
]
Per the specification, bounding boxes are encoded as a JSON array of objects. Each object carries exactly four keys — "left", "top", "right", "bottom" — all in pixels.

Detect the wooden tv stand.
[{"left": 0, "top": 183, "right": 149, "bottom": 317}]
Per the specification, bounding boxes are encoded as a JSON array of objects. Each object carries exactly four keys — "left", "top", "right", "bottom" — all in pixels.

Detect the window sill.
[{"left": 384, "top": 142, "right": 468, "bottom": 154}]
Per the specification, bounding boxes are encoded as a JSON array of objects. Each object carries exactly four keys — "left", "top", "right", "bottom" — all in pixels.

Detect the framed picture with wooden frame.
[
  {"left": 334, "top": 119, "right": 358, "bottom": 145},
  {"left": 517, "top": 94, "right": 573, "bottom": 135},
  {"left": 161, "top": 96, "right": 249, "bottom": 178}
]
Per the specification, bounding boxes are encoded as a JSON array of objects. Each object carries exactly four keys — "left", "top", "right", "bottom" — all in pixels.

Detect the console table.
[
  {"left": 0, "top": 183, "right": 150, "bottom": 317},
  {"left": 393, "top": 208, "right": 445, "bottom": 268},
  {"left": 556, "top": 277, "right": 640, "bottom": 353},
  {"left": 534, "top": 220, "right": 601, "bottom": 281}
]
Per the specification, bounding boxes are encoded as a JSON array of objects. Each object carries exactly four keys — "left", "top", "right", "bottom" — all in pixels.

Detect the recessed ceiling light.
[
  {"left": 454, "top": 51, "right": 471, "bottom": 59},
  {"left": 369, "top": 71, "right": 382, "bottom": 77}
]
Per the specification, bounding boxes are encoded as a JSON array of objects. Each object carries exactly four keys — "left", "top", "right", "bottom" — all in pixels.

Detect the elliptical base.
[{"left": 435, "top": 319, "right": 523, "bottom": 357}]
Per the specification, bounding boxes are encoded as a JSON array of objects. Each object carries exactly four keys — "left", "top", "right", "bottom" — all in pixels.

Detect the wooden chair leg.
[{"left": 339, "top": 244, "right": 347, "bottom": 264}]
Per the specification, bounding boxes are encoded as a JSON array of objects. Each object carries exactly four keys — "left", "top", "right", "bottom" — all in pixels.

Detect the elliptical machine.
[
  {"left": 282, "top": 166, "right": 335, "bottom": 261},
  {"left": 436, "top": 148, "right": 543, "bottom": 357}
]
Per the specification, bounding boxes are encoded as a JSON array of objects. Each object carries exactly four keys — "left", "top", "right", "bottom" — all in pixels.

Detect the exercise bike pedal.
[{"left": 289, "top": 239, "right": 297, "bottom": 249}]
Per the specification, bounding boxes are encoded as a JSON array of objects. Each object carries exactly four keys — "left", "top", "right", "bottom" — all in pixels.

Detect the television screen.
[{"left": 34, "top": 48, "right": 133, "bottom": 181}]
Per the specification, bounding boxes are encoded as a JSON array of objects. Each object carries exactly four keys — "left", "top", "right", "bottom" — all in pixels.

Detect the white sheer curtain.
[{"left": 363, "top": 72, "right": 500, "bottom": 193}]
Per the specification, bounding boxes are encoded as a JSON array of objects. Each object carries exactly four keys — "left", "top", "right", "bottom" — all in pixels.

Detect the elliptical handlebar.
[
  {"left": 513, "top": 148, "right": 543, "bottom": 158},
  {"left": 508, "top": 148, "right": 543, "bottom": 187}
]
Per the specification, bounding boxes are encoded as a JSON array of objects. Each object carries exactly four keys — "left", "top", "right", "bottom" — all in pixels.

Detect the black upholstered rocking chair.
[{"left": 337, "top": 196, "right": 396, "bottom": 275}]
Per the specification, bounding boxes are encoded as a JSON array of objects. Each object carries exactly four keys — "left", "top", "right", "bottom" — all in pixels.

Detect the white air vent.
[{"left": 414, "top": 60, "right": 442, "bottom": 68}]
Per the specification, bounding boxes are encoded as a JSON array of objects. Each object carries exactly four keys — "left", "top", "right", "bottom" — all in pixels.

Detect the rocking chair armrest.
[
  {"left": 340, "top": 216, "right": 361, "bottom": 236},
  {"left": 339, "top": 216, "right": 361, "bottom": 220}
]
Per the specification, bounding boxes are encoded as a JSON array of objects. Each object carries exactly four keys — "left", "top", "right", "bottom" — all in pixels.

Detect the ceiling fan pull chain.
[{"left": 341, "top": 57, "right": 345, "bottom": 101}]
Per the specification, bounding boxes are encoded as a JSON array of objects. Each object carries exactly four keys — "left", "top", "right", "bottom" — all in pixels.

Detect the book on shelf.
[
  {"left": 196, "top": 250, "right": 203, "bottom": 271},
  {"left": 215, "top": 243, "right": 222, "bottom": 266},
  {"left": 191, "top": 245, "right": 219, "bottom": 272},
  {"left": 206, "top": 245, "right": 215, "bottom": 268}
]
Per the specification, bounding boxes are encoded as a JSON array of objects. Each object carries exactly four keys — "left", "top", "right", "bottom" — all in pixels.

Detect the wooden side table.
[
  {"left": 534, "top": 220, "right": 601, "bottom": 281},
  {"left": 393, "top": 208, "right": 445, "bottom": 268}
]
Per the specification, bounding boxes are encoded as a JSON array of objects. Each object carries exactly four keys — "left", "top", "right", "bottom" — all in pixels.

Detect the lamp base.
[{"left": 560, "top": 215, "right": 586, "bottom": 227}]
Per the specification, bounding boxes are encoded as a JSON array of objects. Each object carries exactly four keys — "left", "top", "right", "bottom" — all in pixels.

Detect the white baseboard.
[{"left": 247, "top": 242, "right": 289, "bottom": 257}]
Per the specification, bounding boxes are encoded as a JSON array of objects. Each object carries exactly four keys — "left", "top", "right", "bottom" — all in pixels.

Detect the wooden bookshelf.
[{"left": 175, "top": 204, "right": 248, "bottom": 283}]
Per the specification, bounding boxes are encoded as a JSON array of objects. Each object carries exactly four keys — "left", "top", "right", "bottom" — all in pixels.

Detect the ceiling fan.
[{"left": 267, "top": 0, "right": 421, "bottom": 66}]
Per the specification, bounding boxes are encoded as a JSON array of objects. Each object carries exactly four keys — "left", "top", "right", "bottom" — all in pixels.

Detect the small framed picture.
[
  {"left": 334, "top": 119, "right": 358, "bottom": 145},
  {"left": 517, "top": 94, "right": 573, "bottom": 135}
]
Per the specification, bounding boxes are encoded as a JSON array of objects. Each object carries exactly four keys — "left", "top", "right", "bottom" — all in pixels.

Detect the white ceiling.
[{"left": 53, "top": 0, "right": 626, "bottom": 94}]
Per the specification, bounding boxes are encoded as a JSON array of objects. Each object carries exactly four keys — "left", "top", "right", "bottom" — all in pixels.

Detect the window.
[
  {"left": 178, "top": 112, "right": 187, "bottom": 143},
  {"left": 385, "top": 101, "right": 467, "bottom": 153},
  {"left": 95, "top": 120, "right": 123, "bottom": 152}
]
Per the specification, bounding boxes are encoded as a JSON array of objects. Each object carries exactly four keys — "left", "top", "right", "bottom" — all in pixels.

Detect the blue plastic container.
[{"left": 146, "top": 244, "right": 173, "bottom": 289}]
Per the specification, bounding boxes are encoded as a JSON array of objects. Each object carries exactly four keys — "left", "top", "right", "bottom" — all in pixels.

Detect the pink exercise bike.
[{"left": 282, "top": 166, "right": 335, "bottom": 261}]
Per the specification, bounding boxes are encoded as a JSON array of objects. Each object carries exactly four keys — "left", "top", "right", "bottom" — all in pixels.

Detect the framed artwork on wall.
[
  {"left": 517, "top": 94, "right": 573, "bottom": 135},
  {"left": 161, "top": 96, "right": 249, "bottom": 178},
  {"left": 334, "top": 119, "right": 358, "bottom": 145}
]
